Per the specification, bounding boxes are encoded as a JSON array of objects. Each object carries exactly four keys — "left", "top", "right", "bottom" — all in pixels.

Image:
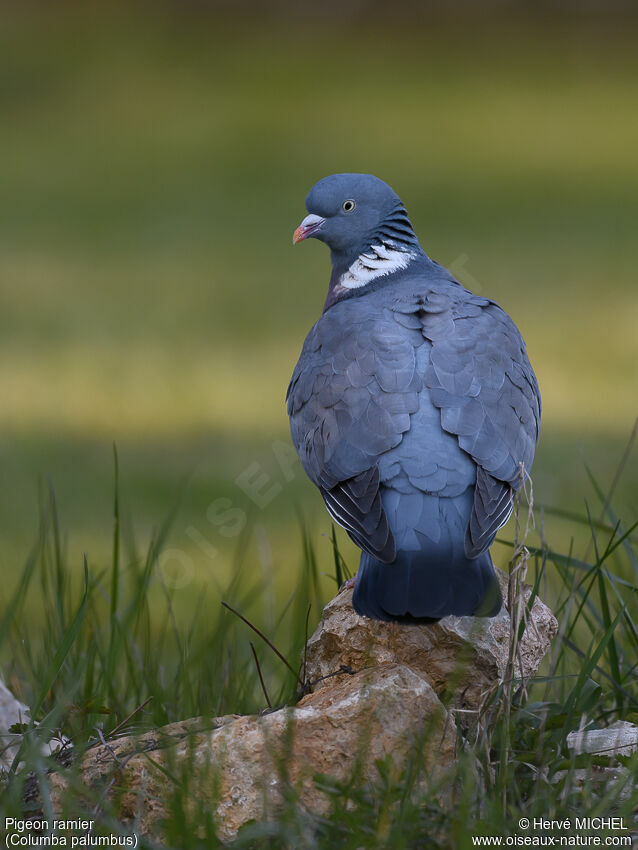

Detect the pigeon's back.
[{"left": 288, "top": 174, "right": 540, "bottom": 623}]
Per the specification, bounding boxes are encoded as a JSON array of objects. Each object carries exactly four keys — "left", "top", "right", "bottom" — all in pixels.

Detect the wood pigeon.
[{"left": 287, "top": 174, "right": 541, "bottom": 623}]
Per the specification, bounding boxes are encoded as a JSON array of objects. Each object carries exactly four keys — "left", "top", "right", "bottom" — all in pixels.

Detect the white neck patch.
[{"left": 338, "top": 241, "right": 416, "bottom": 290}]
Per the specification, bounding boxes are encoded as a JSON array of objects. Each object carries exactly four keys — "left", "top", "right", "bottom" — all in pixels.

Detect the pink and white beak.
[{"left": 293, "top": 213, "right": 325, "bottom": 244}]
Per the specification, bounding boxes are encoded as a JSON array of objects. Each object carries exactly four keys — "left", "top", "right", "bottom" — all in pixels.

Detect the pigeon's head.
[{"left": 293, "top": 173, "right": 420, "bottom": 264}]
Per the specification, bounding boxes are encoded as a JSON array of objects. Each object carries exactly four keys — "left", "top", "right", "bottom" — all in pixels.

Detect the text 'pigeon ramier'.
[{"left": 287, "top": 173, "right": 541, "bottom": 623}]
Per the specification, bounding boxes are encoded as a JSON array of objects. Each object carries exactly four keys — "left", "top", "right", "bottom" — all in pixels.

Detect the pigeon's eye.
[{"left": 342, "top": 199, "right": 356, "bottom": 212}]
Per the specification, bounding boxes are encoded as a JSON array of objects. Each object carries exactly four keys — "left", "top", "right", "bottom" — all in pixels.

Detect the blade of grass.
[
  {"left": 7, "top": 559, "right": 90, "bottom": 775},
  {"left": 32, "top": 557, "right": 90, "bottom": 721},
  {"left": 221, "top": 601, "right": 303, "bottom": 688},
  {"left": 0, "top": 538, "right": 41, "bottom": 650},
  {"left": 562, "top": 606, "right": 626, "bottom": 737},
  {"left": 110, "top": 443, "right": 120, "bottom": 625},
  {"left": 584, "top": 505, "right": 624, "bottom": 710}
]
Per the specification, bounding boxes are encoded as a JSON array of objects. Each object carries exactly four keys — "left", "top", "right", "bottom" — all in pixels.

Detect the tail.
[{"left": 352, "top": 548, "right": 502, "bottom": 623}]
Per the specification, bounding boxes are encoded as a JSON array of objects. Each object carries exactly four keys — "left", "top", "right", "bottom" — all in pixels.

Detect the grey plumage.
[{"left": 288, "top": 174, "right": 541, "bottom": 623}]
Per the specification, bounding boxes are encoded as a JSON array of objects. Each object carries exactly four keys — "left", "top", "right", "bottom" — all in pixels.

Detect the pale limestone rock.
[
  {"left": 553, "top": 721, "right": 638, "bottom": 802},
  {"left": 68, "top": 665, "right": 455, "bottom": 841},
  {"left": 41, "top": 571, "right": 557, "bottom": 841},
  {"left": 304, "top": 570, "right": 558, "bottom": 710},
  {"left": 0, "top": 677, "right": 30, "bottom": 768},
  {"left": 567, "top": 721, "right": 638, "bottom": 758},
  {"left": 1, "top": 677, "right": 70, "bottom": 769}
]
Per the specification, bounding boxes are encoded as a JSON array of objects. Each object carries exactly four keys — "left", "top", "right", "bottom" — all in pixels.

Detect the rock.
[
  {"left": 0, "top": 677, "right": 30, "bottom": 768},
  {"left": 567, "top": 721, "right": 638, "bottom": 758},
  {"left": 41, "top": 569, "right": 556, "bottom": 841},
  {"left": 0, "top": 677, "right": 70, "bottom": 770},
  {"left": 553, "top": 721, "right": 638, "bottom": 803},
  {"left": 57, "top": 665, "right": 456, "bottom": 842},
  {"left": 304, "top": 570, "right": 558, "bottom": 711}
]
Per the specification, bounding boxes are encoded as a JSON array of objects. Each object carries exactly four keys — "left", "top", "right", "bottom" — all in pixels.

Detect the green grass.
[{"left": 0, "top": 449, "right": 636, "bottom": 847}]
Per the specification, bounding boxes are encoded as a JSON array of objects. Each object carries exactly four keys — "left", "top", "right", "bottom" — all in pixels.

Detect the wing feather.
[
  {"left": 417, "top": 286, "right": 540, "bottom": 555},
  {"left": 288, "top": 275, "right": 540, "bottom": 565},
  {"left": 287, "top": 312, "right": 417, "bottom": 560}
]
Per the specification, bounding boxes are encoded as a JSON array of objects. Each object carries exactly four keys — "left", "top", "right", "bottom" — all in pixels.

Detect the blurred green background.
[{"left": 1, "top": 2, "right": 636, "bottom": 613}]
